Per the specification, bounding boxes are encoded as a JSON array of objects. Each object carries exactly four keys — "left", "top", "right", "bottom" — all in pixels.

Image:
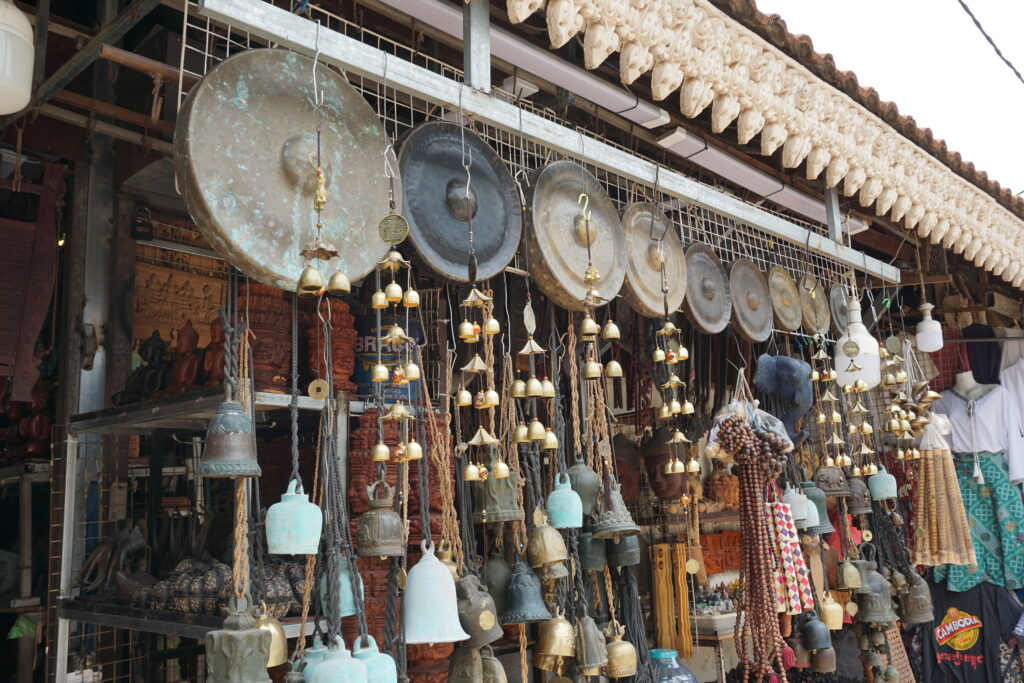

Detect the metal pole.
[
  {"left": 54, "top": 434, "right": 79, "bottom": 683},
  {"left": 463, "top": 0, "right": 491, "bottom": 92},
  {"left": 336, "top": 391, "right": 351, "bottom": 491},
  {"left": 823, "top": 187, "right": 842, "bottom": 243}
]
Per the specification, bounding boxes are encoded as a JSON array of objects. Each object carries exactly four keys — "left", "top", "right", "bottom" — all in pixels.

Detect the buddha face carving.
[{"left": 641, "top": 427, "right": 686, "bottom": 500}]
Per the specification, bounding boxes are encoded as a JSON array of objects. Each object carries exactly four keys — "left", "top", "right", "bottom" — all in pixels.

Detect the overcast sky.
[{"left": 752, "top": 0, "right": 1024, "bottom": 195}]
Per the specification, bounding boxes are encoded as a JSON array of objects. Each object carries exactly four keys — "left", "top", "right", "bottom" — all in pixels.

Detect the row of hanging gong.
[{"left": 173, "top": 48, "right": 663, "bottom": 683}]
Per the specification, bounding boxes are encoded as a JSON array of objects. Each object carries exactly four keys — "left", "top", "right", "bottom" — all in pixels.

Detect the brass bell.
[
  {"left": 458, "top": 320, "right": 476, "bottom": 340},
  {"left": 847, "top": 423, "right": 858, "bottom": 435},
  {"left": 513, "top": 422, "right": 529, "bottom": 443},
  {"left": 686, "top": 458, "right": 700, "bottom": 473},
  {"left": 405, "top": 438, "right": 423, "bottom": 462},
  {"left": 854, "top": 378, "right": 868, "bottom": 391},
  {"left": 810, "top": 369, "right": 821, "bottom": 381},
  {"left": 603, "top": 320, "right": 620, "bottom": 340},
  {"left": 533, "top": 654, "right": 567, "bottom": 675},
  {"left": 816, "top": 412, "right": 827, "bottom": 424},
  {"left": 681, "top": 400, "right": 694, "bottom": 415},
  {"left": 492, "top": 460, "right": 510, "bottom": 479},
  {"left": 483, "top": 317, "right": 501, "bottom": 335},
  {"left": 827, "top": 368, "right": 838, "bottom": 381},
  {"left": 576, "top": 615, "right": 608, "bottom": 672},
  {"left": 541, "top": 377, "right": 556, "bottom": 398},
  {"left": 464, "top": 463, "right": 481, "bottom": 481},
  {"left": 297, "top": 265, "right": 324, "bottom": 297},
  {"left": 528, "top": 516, "right": 568, "bottom": 567},
  {"left": 677, "top": 345, "right": 689, "bottom": 361},
  {"left": 456, "top": 573, "right": 503, "bottom": 647},
  {"left": 326, "top": 269, "right": 351, "bottom": 296},
  {"left": 455, "top": 387, "right": 473, "bottom": 407},
  {"left": 511, "top": 379, "right": 526, "bottom": 398},
  {"left": 527, "top": 419, "right": 546, "bottom": 441},
  {"left": 895, "top": 369, "right": 908, "bottom": 383},
  {"left": 371, "top": 289, "right": 388, "bottom": 309},
  {"left": 404, "top": 362, "right": 422, "bottom": 382},
  {"left": 820, "top": 592, "right": 844, "bottom": 630},
  {"left": 448, "top": 644, "right": 482, "bottom": 683},
  {"left": 583, "top": 360, "right": 603, "bottom": 380},
  {"left": 860, "top": 422, "right": 873, "bottom": 435},
  {"left": 542, "top": 428, "right": 559, "bottom": 451},
  {"left": 921, "top": 389, "right": 943, "bottom": 403},
  {"left": 603, "top": 620, "right": 637, "bottom": 678},
  {"left": 605, "top": 360, "right": 623, "bottom": 378},
  {"left": 372, "top": 441, "right": 391, "bottom": 462},
  {"left": 356, "top": 478, "right": 405, "bottom": 557},
  {"left": 526, "top": 375, "right": 543, "bottom": 397},
  {"left": 384, "top": 280, "right": 403, "bottom": 303},
  {"left": 200, "top": 401, "right": 261, "bottom": 478},
  {"left": 480, "top": 645, "right": 508, "bottom": 683},
  {"left": 839, "top": 454, "right": 852, "bottom": 467},
  {"left": 652, "top": 348, "right": 666, "bottom": 362},
  {"left": 481, "top": 389, "right": 500, "bottom": 408},
  {"left": 851, "top": 466, "right": 862, "bottom": 477},
  {"left": 842, "top": 383, "right": 854, "bottom": 394},
  {"left": 372, "top": 363, "right": 390, "bottom": 383},
  {"left": 402, "top": 287, "right": 420, "bottom": 307},
  {"left": 501, "top": 559, "right": 551, "bottom": 624},
  {"left": 664, "top": 458, "right": 685, "bottom": 475},
  {"left": 254, "top": 604, "right": 288, "bottom": 667},
  {"left": 830, "top": 410, "right": 842, "bottom": 423},
  {"left": 659, "top": 404, "right": 671, "bottom": 419},
  {"left": 536, "top": 611, "right": 575, "bottom": 659},
  {"left": 580, "top": 315, "right": 600, "bottom": 338},
  {"left": 668, "top": 398, "right": 682, "bottom": 414}
]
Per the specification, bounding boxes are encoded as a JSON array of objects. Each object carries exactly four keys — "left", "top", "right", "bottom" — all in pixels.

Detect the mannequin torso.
[{"left": 952, "top": 370, "right": 996, "bottom": 401}]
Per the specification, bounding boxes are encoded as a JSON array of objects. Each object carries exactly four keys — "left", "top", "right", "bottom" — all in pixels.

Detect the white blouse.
[{"left": 933, "top": 386, "right": 1024, "bottom": 484}]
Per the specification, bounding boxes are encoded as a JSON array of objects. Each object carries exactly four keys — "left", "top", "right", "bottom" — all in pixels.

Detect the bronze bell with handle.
[
  {"left": 356, "top": 477, "right": 405, "bottom": 557},
  {"left": 900, "top": 570, "right": 934, "bottom": 624},
  {"left": 603, "top": 619, "right": 637, "bottom": 678},
  {"left": 501, "top": 559, "right": 551, "bottom": 624},
  {"left": 592, "top": 480, "right": 641, "bottom": 541},
  {"left": 576, "top": 614, "right": 609, "bottom": 675},
  {"left": 456, "top": 573, "right": 504, "bottom": 647},
  {"left": 480, "top": 644, "right": 508, "bottom": 683},
  {"left": 448, "top": 644, "right": 482, "bottom": 683},
  {"left": 474, "top": 455, "right": 525, "bottom": 524},
  {"left": 199, "top": 400, "right": 261, "bottom": 478}
]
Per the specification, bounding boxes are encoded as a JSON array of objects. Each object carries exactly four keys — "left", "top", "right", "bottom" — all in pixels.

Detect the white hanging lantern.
[
  {"left": 834, "top": 296, "right": 881, "bottom": 390},
  {"left": 915, "top": 302, "right": 943, "bottom": 353},
  {"left": 0, "top": 0, "right": 33, "bottom": 115}
]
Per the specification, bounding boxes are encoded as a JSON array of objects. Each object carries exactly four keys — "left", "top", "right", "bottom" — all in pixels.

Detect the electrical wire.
[{"left": 954, "top": 0, "right": 1024, "bottom": 87}]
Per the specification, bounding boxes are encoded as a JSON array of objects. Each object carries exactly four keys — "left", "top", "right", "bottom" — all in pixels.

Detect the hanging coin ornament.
[{"left": 307, "top": 378, "right": 330, "bottom": 400}]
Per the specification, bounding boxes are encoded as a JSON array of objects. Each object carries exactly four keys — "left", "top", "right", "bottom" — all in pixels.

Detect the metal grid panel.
[{"left": 175, "top": 0, "right": 861, "bottom": 313}]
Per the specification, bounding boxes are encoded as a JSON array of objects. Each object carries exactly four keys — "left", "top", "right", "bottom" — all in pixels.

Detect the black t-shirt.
[{"left": 920, "top": 580, "right": 1022, "bottom": 682}]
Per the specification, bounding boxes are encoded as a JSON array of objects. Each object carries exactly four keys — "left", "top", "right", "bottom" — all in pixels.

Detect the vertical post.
[
  {"left": 336, "top": 391, "right": 351, "bottom": 491},
  {"left": 54, "top": 433, "right": 79, "bottom": 683},
  {"left": 33, "top": 0, "right": 51, "bottom": 84},
  {"left": 17, "top": 473, "right": 32, "bottom": 683},
  {"left": 823, "top": 187, "right": 843, "bottom": 243},
  {"left": 463, "top": 0, "right": 491, "bottom": 92}
]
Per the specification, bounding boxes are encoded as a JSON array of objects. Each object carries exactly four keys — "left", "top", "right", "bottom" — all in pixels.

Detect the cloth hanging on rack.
[
  {"left": 1002, "top": 360, "right": 1024, "bottom": 426},
  {"left": 931, "top": 327, "right": 968, "bottom": 393},
  {"left": 963, "top": 323, "right": 1003, "bottom": 385},
  {"left": 769, "top": 502, "right": 815, "bottom": 614},
  {"left": 996, "top": 328, "right": 1024, "bottom": 374},
  {"left": 934, "top": 388, "right": 1024, "bottom": 484},
  {"left": 933, "top": 452, "right": 1024, "bottom": 592}
]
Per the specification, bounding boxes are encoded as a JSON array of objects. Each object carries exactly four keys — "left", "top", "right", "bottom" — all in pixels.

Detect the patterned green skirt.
[{"left": 934, "top": 452, "right": 1024, "bottom": 592}]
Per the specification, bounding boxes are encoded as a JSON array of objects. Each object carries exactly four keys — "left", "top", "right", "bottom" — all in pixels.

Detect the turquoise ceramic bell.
[
  {"left": 352, "top": 635, "right": 397, "bottom": 683},
  {"left": 547, "top": 473, "right": 584, "bottom": 529},
  {"left": 306, "top": 637, "right": 368, "bottom": 683},
  {"left": 868, "top": 466, "right": 897, "bottom": 501},
  {"left": 266, "top": 479, "right": 322, "bottom": 555},
  {"left": 403, "top": 539, "right": 470, "bottom": 644},
  {"left": 302, "top": 635, "right": 328, "bottom": 676},
  {"left": 319, "top": 553, "right": 361, "bottom": 618}
]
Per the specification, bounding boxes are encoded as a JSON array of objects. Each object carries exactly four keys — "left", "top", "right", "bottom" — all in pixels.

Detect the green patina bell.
[
  {"left": 266, "top": 479, "right": 322, "bottom": 555},
  {"left": 579, "top": 531, "right": 607, "bottom": 571},
  {"left": 501, "top": 559, "right": 551, "bottom": 624},
  {"left": 481, "top": 644, "right": 508, "bottom": 683},
  {"left": 204, "top": 595, "right": 271, "bottom": 683},
  {"left": 547, "top": 473, "right": 584, "bottom": 529},
  {"left": 306, "top": 637, "right": 367, "bottom": 683},
  {"left": 482, "top": 553, "right": 513, "bottom": 616},
  {"left": 474, "top": 456, "right": 525, "bottom": 524},
  {"left": 448, "top": 644, "right": 483, "bottom": 683},
  {"left": 319, "top": 553, "right": 361, "bottom": 617},
  {"left": 456, "top": 573, "right": 503, "bottom": 647},
  {"left": 568, "top": 454, "right": 602, "bottom": 516},
  {"left": 200, "top": 401, "right": 261, "bottom": 477},
  {"left": 352, "top": 635, "right": 397, "bottom": 683}
]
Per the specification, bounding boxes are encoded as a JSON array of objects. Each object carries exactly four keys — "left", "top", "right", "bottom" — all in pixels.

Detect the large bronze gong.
[
  {"left": 768, "top": 267, "right": 802, "bottom": 332},
  {"left": 683, "top": 243, "right": 731, "bottom": 334},
  {"left": 799, "top": 275, "right": 831, "bottom": 334},
  {"left": 619, "top": 203, "right": 686, "bottom": 318},
  {"left": 174, "top": 49, "right": 394, "bottom": 291},
  {"left": 523, "top": 161, "right": 625, "bottom": 310},
  {"left": 730, "top": 260, "right": 772, "bottom": 342},
  {"left": 398, "top": 122, "right": 521, "bottom": 282},
  {"left": 829, "top": 283, "right": 849, "bottom": 333}
]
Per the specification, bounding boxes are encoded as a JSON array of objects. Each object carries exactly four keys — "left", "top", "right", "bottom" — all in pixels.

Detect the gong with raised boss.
[
  {"left": 730, "top": 259, "right": 772, "bottom": 342},
  {"left": 619, "top": 202, "right": 686, "bottom": 318},
  {"left": 683, "top": 243, "right": 731, "bottom": 334}
]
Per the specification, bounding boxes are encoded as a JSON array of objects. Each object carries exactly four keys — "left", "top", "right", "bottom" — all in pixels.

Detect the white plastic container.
[{"left": 0, "top": 0, "right": 33, "bottom": 115}]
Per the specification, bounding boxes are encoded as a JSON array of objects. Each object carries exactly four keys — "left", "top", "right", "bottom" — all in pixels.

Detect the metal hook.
[
  {"left": 577, "top": 193, "right": 591, "bottom": 221},
  {"left": 383, "top": 143, "right": 397, "bottom": 179}
]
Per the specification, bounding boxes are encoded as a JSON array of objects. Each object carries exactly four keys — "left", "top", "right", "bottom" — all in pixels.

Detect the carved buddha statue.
[
  {"left": 158, "top": 320, "right": 202, "bottom": 396},
  {"left": 114, "top": 331, "right": 168, "bottom": 405},
  {"left": 640, "top": 427, "right": 687, "bottom": 500}
]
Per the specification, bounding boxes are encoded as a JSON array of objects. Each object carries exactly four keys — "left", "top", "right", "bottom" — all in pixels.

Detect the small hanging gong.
[
  {"left": 398, "top": 121, "right": 521, "bottom": 282},
  {"left": 829, "top": 283, "right": 850, "bottom": 333},
  {"left": 683, "top": 243, "right": 731, "bottom": 334},
  {"left": 730, "top": 260, "right": 772, "bottom": 342},
  {"left": 619, "top": 202, "right": 686, "bottom": 318},
  {"left": 523, "top": 161, "right": 625, "bottom": 310},
  {"left": 174, "top": 49, "right": 394, "bottom": 290},
  {"left": 799, "top": 275, "right": 831, "bottom": 334},
  {"left": 768, "top": 267, "right": 802, "bottom": 332}
]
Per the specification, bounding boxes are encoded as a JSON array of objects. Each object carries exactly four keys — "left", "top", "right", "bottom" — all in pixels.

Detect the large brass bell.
[
  {"left": 900, "top": 571, "right": 934, "bottom": 624},
  {"left": 535, "top": 611, "right": 575, "bottom": 670},
  {"left": 603, "top": 620, "right": 637, "bottom": 678},
  {"left": 200, "top": 401, "right": 261, "bottom": 477},
  {"left": 481, "top": 645, "right": 507, "bottom": 683},
  {"left": 456, "top": 573, "right": 503, "bottom": 647},
  {"left": 593, "top": 480, "right": 641, "bottom": 541},
  {"left": 356, "top": 478, "right": 405, "bottom": 557},
  {"left": 482, "top": 553, "right": 513, "bottom": 616},
  {"left": 448, "top": 645, "right": 482, "bottom": 683},
  {"left": 501, "top": 560, "right": 551, "bottom": 624},
  {"left": 254, "top": 603, "right": 288, "bottom": 667},
  {"left": 528, "top": 515, "right": 568, "bottom": 567},
  {"left": 576, "top": 615, "right": 608, "bottom": 674},
  {"left": 568, "top": 454, "right": 602, "bottom": 516},
  {"left": 204, "top": 595, "right": 272, "bottom": 683},
  {"left": 403, "top": 540, "right": 470, "bottom": 644}
]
